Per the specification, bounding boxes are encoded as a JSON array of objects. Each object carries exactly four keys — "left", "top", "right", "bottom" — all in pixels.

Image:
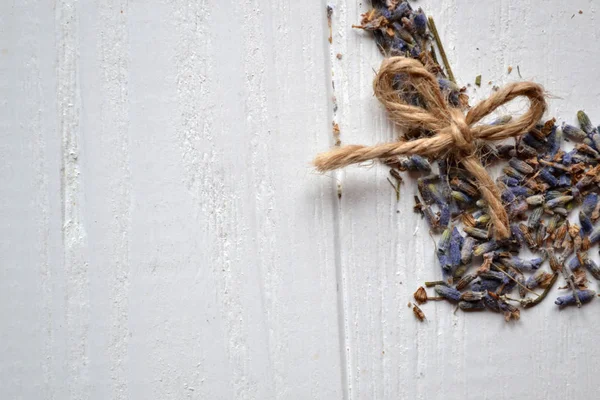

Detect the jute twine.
[{"left": 314, "top": 57, "right": 547, "bottom": 240}]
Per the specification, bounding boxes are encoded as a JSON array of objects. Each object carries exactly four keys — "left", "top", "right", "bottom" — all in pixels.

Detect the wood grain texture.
[
  {"left": 3, "top": 0, "right": 600, "bottom": 399},
  {"left": 1, "top": 1, "right": 342, "bottom": 399}
]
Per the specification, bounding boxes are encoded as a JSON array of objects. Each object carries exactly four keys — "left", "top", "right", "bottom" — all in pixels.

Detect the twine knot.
[
  {"left": 446, "top": 109, "right": 475, "bottom": 156},
  {"left": 313, "top": 57, "right": 547, "bottom": 240}
]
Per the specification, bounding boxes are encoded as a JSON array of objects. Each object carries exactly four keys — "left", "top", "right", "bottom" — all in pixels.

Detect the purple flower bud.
[
  {"left": 545, "top": 190, "right": 565, "bottom": 200},
  {"left": 460, "top": 291, "right": 484, "bottom": 302},
  {"left": 526, "top": 269, "right": 552, "bottom": 289},
  {"left": 522, "top": 132, "right": 547, "bottom": 150},
  {"left": 526, "top": 194, "right": 545, "bottom": 206},
  {"left": 388, "top": 2, "right": 412, "bottom": 22},
  {"left": 582, "top": 193, "right": 599, "bottom": 217},
  {"left": 413, "top": 8, "right": 427, "bottom": 34},
  {"left": 460, "top": 237, "right": 476, "bottom": 265},
  {"left": 482, "top": 292, "right": 501, "bottom": 312},
  {"left": 501, "top": 186, "right": 516, "bottom": 203},
  {"left": 448, "top": 228, "right": 462, "bottom": 269},
  {"left": 591, "top": 132, "right": 600, "bottom": 151},
  {"left": 528, "top": 207, "right": 544, "bottom": 229},
  {"left": 539, "top": 168, "right": 559, "bottom": 187},
  {"left": 456, "top": 273, "right": 477, "bottom": 291},
  {"left": 562, "top": 123, "right": 587, "bottom": 141},
  {"left": 471, "top": 279, "right": 501, "bottom": 293},
  {"left": 577, "top": 110, "right": 595, "bottom": 134},
  {"left": 590, "top": 226, "right": 600, "bottom": 244},
  {"left": 502, "top": 166, "right": 525, "bottom": 181},
  {"left": 434, "top": 285, "right": 461, "bottom": 302},
  {"left": 579, "top": 211, "right": 593, "bottom": 235},
  {"left": 458, "top": 300, "right": 486, "bottom": 311},
  {"left": 478, "top": 271, "right": 505, "bottom": 282},
  {"left": 585, "top": 258, "right": 600, "bottom": 280},
  {"left": 463, "top": 226, "right": 488, "bottom": 240},
  {"left": 499, "top": 176, "right": 520, "bottom": 187},
  {"left": 438, "top": 204, "right": 451, "bottom": 228},
  {"left": 451, "top": 191, "right": 472, "bottom": 204},
  {"left": 546, "top": 126, "right": 562, "bottom": 156},
  {"left": 511, "top": 223, "right": 526, "bottom": 246},
  {"left": 508, "top": 158, "right": 534, "bottom": 175},
  {"left": 525, "top": 257, "right": 543, "bottom": 270},
  {"left": 409, "top": 155, "right": 431, "bottom": 171},
  {"left": 517, "top": 142, "right": 538, "bottom": 158},
  {"left": 473, "top": 240, "right": 498, "bottom": 256},
  {"left": 555, "top": 290, "right": 596, "bottom": 307},
  {"left": 510, "top": 186, "right": 534, "bottom": 198},
  {"left": 557, "top": 174, "right": 571, "bottom": 187},
  {"left": 567, "top": 256, "right": 581, "bottom": 271},
  {"left": 438, "top": 228, "right": 451, "bottom": 252},
  {"left": 545, "top": 195, "right": 573, "bottom": 209},
  {"left": 562, "top": 149, "right": 575, "bottom": 165}
]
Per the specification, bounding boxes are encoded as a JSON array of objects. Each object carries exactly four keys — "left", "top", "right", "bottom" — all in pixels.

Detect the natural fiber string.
[{"left": 314, "top": 57, "right": 547, "bottom": 240}]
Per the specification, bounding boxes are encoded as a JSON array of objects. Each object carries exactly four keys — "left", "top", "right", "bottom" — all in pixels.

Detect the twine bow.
[{"left": 314, "top": 57, "right": 547, "bottom": 240}]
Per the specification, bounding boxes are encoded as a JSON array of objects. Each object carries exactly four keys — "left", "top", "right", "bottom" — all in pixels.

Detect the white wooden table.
[{"left": 2, "top": 1, "right": 600, "bottom": 399}]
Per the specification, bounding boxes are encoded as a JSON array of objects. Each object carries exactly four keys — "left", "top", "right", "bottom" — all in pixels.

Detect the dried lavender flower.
[
  {"left": 434, "top": 285, "right": 461, "bottom": 302},
  {"left": 562, "top": 123, "right": 587, "bottom": 141},
  {"left": 555, "top": 290, "right": 596, "bottom": 307}
]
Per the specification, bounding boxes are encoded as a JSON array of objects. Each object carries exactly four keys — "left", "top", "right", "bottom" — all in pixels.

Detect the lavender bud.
[
  {"left": 526, "top": 194, "right": 545, "bottom": 206},
  {"left": 482, "top": 292, "right": 501, "bottom": 312},
  {"left": 502, "top": 166, "right": 525, "bottom": 181},
  {"left": 585, "top": 258, "right": 600, "bottom": 280},
  {"left": 526, "top": 269, "right": 552, "bottom": 289},
  {"left": 577, "top": 110, "right": 595, "bottom": 134},
  {"left": 460, "top": 237, "right": 477, "bottom": 265},
  {"left": 555, "top": 290, "right": 596, "bottom": 307},
  {"left": 434, "top": 285, "right": 461, "bottom": 302},
  {"left": 438, "top": 228, "right": 452, "bottom": 252},
  {"left": 528, "top": 206, "right": 544, "bottom": 229},
  {"left": 582, "top": 193, "right": 599, "bottom": 217},
  {"left": 460, "top": 291, "right": 484, "bottom": 302},
  {"left": 413, "top": 8, "right": 427, "bottom": 34},
  {"left": 458, "top": 300, "right": 486, "bottom": 311},
  {"left": 567, "top": 256, "right": 581, "bottom": 271},
  {"left": 557, "top": 174, "right": 571, "bottom": 187},
  {"left": 499, "top": 176, "right": 520, "bottom": 187},
  {"left": 438, "top": 204, "right": 451, "bottom": 228},
  {"left": 511, "top": 223, "right": 526, "bottom": 246},
  {"left": 451, "top": 191, "right": 472, "bottom": 204},
  {"left": 522, "top": 132, "right": 546, "bottom": 150},
  {"left": 508, "top": 158, "right": 534, "bottom": 174},
  {"left": 473, "top": 240, "right": 498, "bottom": 257},
  {"left": 579, "top": 211, "right": 594, "bottom": 235},
  {"left": 546, "top": 126, "right": 562, "bottom": 156},
  {"left": 456, "top": 273, "right": 477, "bottom": 291},
  {"left": 562, "top": 150, "right": 575, "bottom": 165},
  {"left": 562, "top": 123, "right": 587, "bottom": 141},
  {"left": 463, "top": 226, "right": 489, "bottom": 240},
  {"left": 590, "top": 226, "right": 600, "bottom": 244},
  {"left": 510, "top": 186, "right": 534, "bottom": 198},
  {"left": 539, "top": 168, "right": 559, "bottom": 187},
  {"left": 591, "top": 132, "right": 600, "bottom": 151},
  {"left": 545, "top": 195, "right": 573, "bottom": 209},
  {"left": 471, "top": 279, "right": 501, "bottom": 293}
]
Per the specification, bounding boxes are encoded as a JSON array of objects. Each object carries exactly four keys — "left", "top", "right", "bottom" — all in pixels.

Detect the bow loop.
[{"left": 314, "top": 56, "right": 547, "bottom": 240}]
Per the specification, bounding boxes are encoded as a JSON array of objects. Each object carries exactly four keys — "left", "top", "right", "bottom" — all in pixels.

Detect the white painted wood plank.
[
  {"left": 1, "top": 1, "right": 343, "bottom": 399},
  {"left": 333, "top": 1, "right": 600, "bottom": 399},
  {"left": 0, "top": 1, "right": 64, "bottom": 399}
]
